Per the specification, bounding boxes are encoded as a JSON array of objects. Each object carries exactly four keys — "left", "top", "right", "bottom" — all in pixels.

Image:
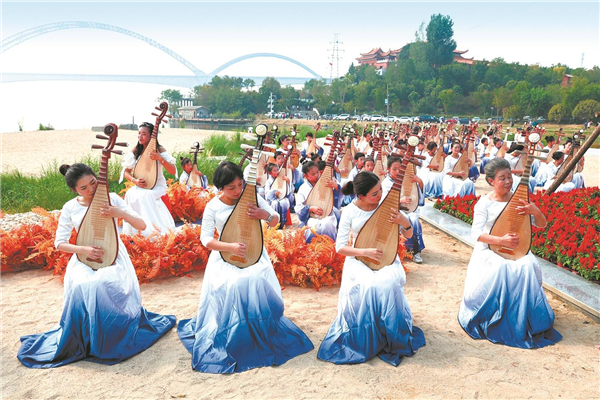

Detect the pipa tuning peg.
[
  {"left": 95, "top": 134, "right": 109, "bottom": 140},
  {"left": 111, "top": 150, "right": 124, "bottom": 156},
  {"left": 91, "top": 144, "right": 104, "bottom": 150},
  {"left": 244, "top": 134, "right": 257, "bottom": 141},
  {"left": 115, "top": 142, "right": 128, "bottom": 147},
  {"left": 162, "top": 119, "right": 169, "bottom": 124},
  {"left": 151, "top": 112, "right": 158, "bottom": 117},
  {"left": 264, "top": 143, "right": 277, "bottom": 150},
  {"left": 166, "top": 114, "right": 172, "bottom": 119}
]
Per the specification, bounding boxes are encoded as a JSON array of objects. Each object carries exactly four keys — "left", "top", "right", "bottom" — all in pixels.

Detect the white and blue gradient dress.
[
  {"left": 318, "top": 202, "right": 425, "bottom": 366},
  {"left": 17, "top": 194, "right": 176, "bottom": 368},
  {"left": 457, "top": 195, "right": 562, "bottom": 348},
  {"left": 177, "top": 196, "right": 313, "bottom": 373}
]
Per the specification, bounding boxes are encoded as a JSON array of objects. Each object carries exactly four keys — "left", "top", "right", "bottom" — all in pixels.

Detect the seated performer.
[
  {"left": 479, "top": 137, "right": 503, "bottom": 173},
  {"left": 121, "top": 122, "right": 176, "bottom": 236},
  {"left": 295, "top": 160, "right": 341, "bottom": 242},
  {"left": 504, "top": 143, "right": 536, "bottom": 193},
  {"left": 442, "top": 142, "right": 476, "bottom": 197},
  {"left": 382, "top": 156, "right": 426, "bottom": 264},
  {"left": 177, "top": 161, "right": 313, "bottom": 373},
  {"left": 18, "top": 163, "right": 175, "bottom": 368},
  {"left": 180, "top": 157, "right": 208, "bottom": 189},
  {"left": 300, "top": 131, "right": 324, "bottom": 159},
  {"left": 346, "top": 152, "right": 366, "bottom": 183},
  {"left": 318, "top": 171, "right": 425, "bottom": 365},
  {"left": 419, "top": 142, "right": 444, "bottom": 198},
  {"left": 265, "top": 162, "right": 291, "bottom": 228},
  {"left": 363, "top": 156, "right": 375, "bottom": 172},
  {"left": 542, "top": 151, "right": 579, "bottom": 192},
  {"left": 458, "top": 158, "right": 562, "bottom": 348}
]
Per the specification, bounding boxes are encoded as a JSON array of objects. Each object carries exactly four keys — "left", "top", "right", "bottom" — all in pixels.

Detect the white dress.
[
  {"left": 177, "top": 195, "right": 313, "bottom": 373},
  {"left": 457, "top": 195, "right": 562, "bottom": 348},
  {"left": 317, "top": 202, "right": 425, "bottom": 366},
  {"left": 121, "top": 151, "right": 176, "bottom": 236},
  {"left": 442, "top": 155, "right": 476, "bottom": 197},
  {"left": 17, "top": 194, "right": 176, "bottom": 368},
  {"left": 417, "top": 153, "right": 444, "bottom": 198}
]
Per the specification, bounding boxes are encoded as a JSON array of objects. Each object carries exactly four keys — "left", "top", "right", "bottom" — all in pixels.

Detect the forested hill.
[{"left": 159, "top": 14, "right": 600, "bottom": 123}]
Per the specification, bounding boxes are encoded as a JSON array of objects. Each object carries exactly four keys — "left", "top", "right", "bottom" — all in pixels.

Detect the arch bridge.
[{"left": 1, "top": 21, "right": 324, "bottom": 87}]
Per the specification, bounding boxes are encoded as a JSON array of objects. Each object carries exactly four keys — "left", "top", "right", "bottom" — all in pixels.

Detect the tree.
[
  {"left": 425, "top": 14, "right": 456, "bottom": 69},
  {"left": 548, "top": 103, "right": 569, "bottom": 123},
  {"left": 439, "top": 89, "right": 460, "bottom": 113},
  {"left": 158, "top": 89, "right": 183, "bottom": 105},
  {"left": 572, "top": 99, "right": 600, "bottom": 122}
]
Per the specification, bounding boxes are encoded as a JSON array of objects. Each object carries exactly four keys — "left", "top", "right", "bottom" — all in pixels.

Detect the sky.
[{"left": 1, "top": 1, "right": 599, "bottom": 133}]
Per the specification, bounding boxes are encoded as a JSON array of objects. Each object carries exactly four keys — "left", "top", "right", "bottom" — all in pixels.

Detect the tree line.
[{"left": 159, "top": 14, "right": 600, "bottom": 123}]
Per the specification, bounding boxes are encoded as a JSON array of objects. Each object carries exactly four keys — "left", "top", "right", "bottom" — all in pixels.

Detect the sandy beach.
[{"left": 1, "top": 128, "right": 599, "bottom": 399}]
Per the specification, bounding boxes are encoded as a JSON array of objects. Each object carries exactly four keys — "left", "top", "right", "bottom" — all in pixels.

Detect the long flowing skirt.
[
  {"left": 17, "top": 249, "right": 176, "bottom": 368},
  {"left": 123, "top": 186, "right": 175, "bottom": 236},
  {"left": 442, "top": 175, "right": 476, "bottom": 197},
  {"left": 177, "top": 250, "right": 313, "bottom": 373},
  {"left": 458, "top": 248, "right": 562, "bottom": 349},
  {"left": 318, "top": 257, "right": 425, "bottom": 366}
]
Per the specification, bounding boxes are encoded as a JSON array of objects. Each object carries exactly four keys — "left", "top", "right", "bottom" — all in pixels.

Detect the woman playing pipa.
[
  {"left": 458, "top": 145, "right": 562, "bottom": 348},
  {"left": 318, "top": 165, "right": 425, "bottom": 366},
  {"left": 18, "top": 125, "right": 175, "bottom": 368},
  {"left": 177, "top": 126, "right": 313, "bottom": 373},
  {"left": 121, "top": 104, "right": 176, "bottom": 236}
]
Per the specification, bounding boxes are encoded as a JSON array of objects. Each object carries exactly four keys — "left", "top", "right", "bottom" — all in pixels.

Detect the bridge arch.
[
  {"left": 210, "top": 53, "right": 322, "bottom": 79},
  {"left": 1, "top": 21, "right": 206, "bottom": 76}
]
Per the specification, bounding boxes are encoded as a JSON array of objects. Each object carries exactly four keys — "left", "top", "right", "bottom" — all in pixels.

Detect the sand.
[
  {"left": 1, "top": 129, "right": 599, "bottom": 399},
  {"left": 0, "top": 128, "right": 235, "bottom": 176}
]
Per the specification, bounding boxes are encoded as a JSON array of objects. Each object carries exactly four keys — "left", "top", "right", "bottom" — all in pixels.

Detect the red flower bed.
[{"left": 434, "top": 188, "right": 600, "bottom": 282}]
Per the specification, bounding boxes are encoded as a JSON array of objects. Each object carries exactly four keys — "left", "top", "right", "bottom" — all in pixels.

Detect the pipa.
[
  {"left": 271, "top": 144, "right": 293, "bottom": 200},
  {"left": 306, "top": 122, "right": 321, "bottom": 156},
  {"left": 400, "top": 162, "right": 420, "bottom": 213},
  {"left": 354, "top": 135, "right": 420, "bottom": 270},
  {"left": 219, "top": 124, "right": 276, "bottom": 268},
  {"left": 372, "top": 127, "right": 387, "bottom": 180},
  {"left": 338, "top": 126, "right": 356, "bottom": 179},
  {"left": 289, "top": 125, "right": 300, "bottom": 168},
  {"left": 452, "top": 130, "right": 475, "bottom": 181},
  {"left": 305, "top": 130, "right": 343, "bottom": 219},
  {"left": 132, "top": 102, "right": 171, "bottom": 189},
  {"left": 429, "top": 130, "right": 446, "bottom": 173},
  {"left": 488, "top": 132, "right": 541, "bottom": 260},
  {"left": 76, "top": 124, "right": 128, "bottom": 269},
  {"left": 495, "top": 129, "right": 510, "bottom": 159},
  {"left": 545, "top": 130, "right": 564, "bottom": 163},
  {"left": 187, "top": 142, "right": 205, "bottom": 187}
]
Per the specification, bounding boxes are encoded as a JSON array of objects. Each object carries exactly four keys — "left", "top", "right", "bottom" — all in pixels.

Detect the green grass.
[{"left": 1, "top": 156, "right": 125, "bottom": 213}]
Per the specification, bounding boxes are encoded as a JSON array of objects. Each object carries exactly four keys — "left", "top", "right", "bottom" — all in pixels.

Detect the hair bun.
[{"left": 59, "top": 164, "right": 71, "bottom": 176}]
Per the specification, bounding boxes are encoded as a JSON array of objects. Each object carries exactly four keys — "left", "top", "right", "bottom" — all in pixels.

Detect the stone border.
[{"left": 419, "top": 202, "right": 600, "bottom": 322}]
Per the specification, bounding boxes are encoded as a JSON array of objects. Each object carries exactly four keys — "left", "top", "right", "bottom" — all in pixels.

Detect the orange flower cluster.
[
  {"left": 121, "top": 225, "right": 210, "bottom": 283},
  {"left": 167, "top": 182, "right": 215, "bottom": 222},
  {"left": 2, "top": 210, "right": 411, "bottom": 289},
  {"left": 1, "top": 208, "right": 73, "bottom": 275},
  {"left": 264, "top": 226, "right": 411, "bottom": 290},
  {"left": 264, "top": 226, "right": 344, "bottom": 290}
]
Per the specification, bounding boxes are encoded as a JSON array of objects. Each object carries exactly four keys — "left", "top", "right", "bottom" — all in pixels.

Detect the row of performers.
[{"left": 17, "top": 122, "right": 562, "bottom": 373}]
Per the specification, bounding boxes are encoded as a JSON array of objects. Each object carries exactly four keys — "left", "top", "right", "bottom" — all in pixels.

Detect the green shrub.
[{"left": 38, "top": 123, "right": 54, "bottom": 131}]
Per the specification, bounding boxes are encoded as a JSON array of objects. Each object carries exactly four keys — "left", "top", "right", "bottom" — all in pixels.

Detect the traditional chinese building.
[{"left": 356, "top": 47, "right": 478, "bottom": 70}]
